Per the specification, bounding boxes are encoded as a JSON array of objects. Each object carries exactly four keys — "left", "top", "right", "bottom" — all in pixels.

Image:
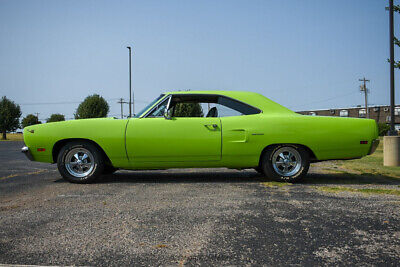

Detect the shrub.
[{"left": 378, "top": 123, "right": 390, "bottom": 136}]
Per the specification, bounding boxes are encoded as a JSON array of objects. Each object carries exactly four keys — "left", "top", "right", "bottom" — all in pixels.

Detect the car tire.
[
  {"left": 261, "top": 145, "right": 309, "bottom": 182},
  {"left": 57, "top": 141, "right": 105, "bottom": 184},
  {"left": 254, "top": 167, "right": 263, "bottom": 174},
  {"left": 103, "top": 165, "right": 117, "bottom": 175}
]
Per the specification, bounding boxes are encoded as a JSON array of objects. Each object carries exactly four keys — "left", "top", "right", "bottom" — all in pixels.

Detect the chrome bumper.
[
  {"left": 368, "top": 139, "right": 380, "bottom": 155},
  {"left": 21, "top": 146, "right": 34, "bottom": 161}
]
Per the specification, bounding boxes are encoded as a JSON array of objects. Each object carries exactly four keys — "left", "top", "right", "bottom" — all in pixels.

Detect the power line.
[
  {"left": 291, "top": 91, "right": 358, "bottom": 110},
  {"left": 19, "top": 98, "right": 150, "bottom": 106},
  {"left": 19, "top": 98, "right": 120, "bottom": 106}
]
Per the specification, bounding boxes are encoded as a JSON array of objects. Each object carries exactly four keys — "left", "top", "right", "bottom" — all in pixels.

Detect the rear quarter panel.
[
  {"left": 220, "top": 113, "right": 378, "bottom": 167},
  {"left": 262, "top": 114, "right": 378, "bottom": 160}
]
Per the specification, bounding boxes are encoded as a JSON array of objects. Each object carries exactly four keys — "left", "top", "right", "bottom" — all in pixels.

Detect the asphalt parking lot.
[{"left": 0, "top": 141, "right": 399, "bottom": 266}]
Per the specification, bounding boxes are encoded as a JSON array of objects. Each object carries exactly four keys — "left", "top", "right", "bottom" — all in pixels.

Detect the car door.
[{"left": 125, "top": 96, "right": 222, "bottom": 163}]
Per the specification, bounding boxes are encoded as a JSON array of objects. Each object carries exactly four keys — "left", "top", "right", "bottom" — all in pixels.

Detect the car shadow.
[
  {"left": 97, "top": 169, "right": 262, "bottom": 184},
  {"left": 54, "top": 169, "right": 400, "bottom": 185},
  {"left": 304, "top": 172, "right": 400, "bottom": 185}
]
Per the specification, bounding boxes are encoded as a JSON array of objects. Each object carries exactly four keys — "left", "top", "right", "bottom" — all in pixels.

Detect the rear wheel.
[
  {"left": 103, "top": 165, "right": 117, "bottom": 175},
  {"left": 261, "top": 145, "right": 309, "bottom": 182},
  {"left": 57, "top": 141, "right": 104, "bottom": 183}
]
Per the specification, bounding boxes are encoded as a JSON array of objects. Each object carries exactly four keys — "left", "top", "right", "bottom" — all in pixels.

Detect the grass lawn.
[
  {"left": 316, "top": 186, "right": 400, "bottom": 196},
  {"left": 335, "top": 137, "right": 400, "bottom": 179},
  {"left": 0, "top": 133, "right": 24, "bottom": 141}
]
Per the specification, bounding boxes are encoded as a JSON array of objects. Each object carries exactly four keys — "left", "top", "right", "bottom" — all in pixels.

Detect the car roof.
[{"left": 164, "top": 90, "right": 294, "bottom": 114}]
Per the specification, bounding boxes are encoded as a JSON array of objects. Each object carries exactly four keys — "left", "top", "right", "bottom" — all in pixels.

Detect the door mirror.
[
  {"left": 164, "top": 95, "right": 173, "bottom": 120},
  {"left": 164, "top": 108, "right": 172, "bottom": 120}
]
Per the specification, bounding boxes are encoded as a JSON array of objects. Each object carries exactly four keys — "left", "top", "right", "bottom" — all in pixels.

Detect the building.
[{"left": 297, "top": 105, "right": 400, "bottom": 130}]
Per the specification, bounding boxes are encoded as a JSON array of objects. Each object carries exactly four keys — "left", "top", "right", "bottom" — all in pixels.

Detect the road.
[{"left": 0, "top": 141, "right": 399, "bottom": 266}]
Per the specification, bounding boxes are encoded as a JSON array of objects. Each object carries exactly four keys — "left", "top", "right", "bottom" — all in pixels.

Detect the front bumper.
[
  {"left": 368, "top": 139, "right": 380, "bottom": 155},
  {"left": 21, "top": 146, "right": 34, "bottom": 161}
]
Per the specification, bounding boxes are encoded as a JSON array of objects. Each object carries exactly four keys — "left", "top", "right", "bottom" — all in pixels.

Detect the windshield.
[{"left": 133, "top": 94, "right": 165, "bottom": 118}]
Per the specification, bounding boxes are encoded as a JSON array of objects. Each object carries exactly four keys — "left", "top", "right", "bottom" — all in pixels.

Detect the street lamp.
[{"left": 127, "top": 46, "right": 133, "bottom": 117}]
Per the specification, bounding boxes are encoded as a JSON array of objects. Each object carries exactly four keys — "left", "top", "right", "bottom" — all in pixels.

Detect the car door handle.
[{"left": 204, "top": 124, "right": 218, "bottom": 131}]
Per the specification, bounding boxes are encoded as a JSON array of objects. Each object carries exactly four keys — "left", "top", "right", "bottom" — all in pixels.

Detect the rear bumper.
[
  {"left": 368, "top": 139, "right": 380, "bottom": 155},
  {"left": 21, "top": 146, "right": 34, "bottom": 161}
]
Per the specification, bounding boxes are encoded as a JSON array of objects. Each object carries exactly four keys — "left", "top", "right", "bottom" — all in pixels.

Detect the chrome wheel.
[
  {"left": 65, "top": 148, "right": 95, "bottom": 178},
  {"left": 272, "top": 147, "right": 302, "bottom": 177}
]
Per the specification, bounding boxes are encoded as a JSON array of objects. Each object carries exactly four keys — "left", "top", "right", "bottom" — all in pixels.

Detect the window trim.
[
  {"left": 141, "top": 95, "right": 171, "bottom": 118},
  {"left": 358, "top": 108, "right": 366, "bottom": 118},
  {"left": 395, "top": 107, "right": 400, "bottom": 116},
  {"left": 339, "top": 109, "right": 349, "bottom": 117},
  {"left": 141, "top": 93, "right": 262, "bottom": 118},
  {"left": 166, "top": 94, "right": 262, "bottom": 117}
]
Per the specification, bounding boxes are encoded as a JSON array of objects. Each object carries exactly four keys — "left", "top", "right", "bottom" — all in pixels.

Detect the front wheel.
[
  {"left": 261, "top": 145, "right": 310, "bottom": 182},
  {"left": 57, "top": 141, "right": 104, "bottom": 183}
]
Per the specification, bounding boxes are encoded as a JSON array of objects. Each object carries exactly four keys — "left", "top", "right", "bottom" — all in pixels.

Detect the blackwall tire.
[
  {"left": 261, "top": 145, "right": 310, "bottom": 182},
  {"left": 103, "top": 165, "right": 117, "bottom": 175},
  {"left": 57, "top": 141, "right": 104, "bottom": 184}
]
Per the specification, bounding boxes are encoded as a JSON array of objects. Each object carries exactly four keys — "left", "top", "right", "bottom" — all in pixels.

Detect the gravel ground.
[{"left": 0, "top": 141, "right": 399, "bottom": 266}]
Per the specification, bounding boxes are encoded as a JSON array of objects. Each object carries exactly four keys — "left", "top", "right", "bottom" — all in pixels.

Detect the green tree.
[
  {"left": 47, "top": 113, "right": 65, "bottom": 123},
  {"left": 174, "top": 102, "right": 204, "bottom": 117},
  {"left": 378, "top": 123, "right": 390, "bottom": 136},
  {"left": 0, "top": 96, "right": 22, "bottom": 140},
  {"left": 75, "top": 94, "right": 109, "bottom": 119},
  {"left": 21, "top": 114, "right": 41, "bottom": 128}
]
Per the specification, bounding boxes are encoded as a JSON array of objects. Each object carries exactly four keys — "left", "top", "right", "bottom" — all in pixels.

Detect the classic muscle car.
[{"left": 22, "top": 91, "right": 379, "bottom": 183}]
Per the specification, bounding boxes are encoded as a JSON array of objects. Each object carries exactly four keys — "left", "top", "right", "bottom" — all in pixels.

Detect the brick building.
[{"left": 297, "top": 105, "right": 400, "bottom": 130}]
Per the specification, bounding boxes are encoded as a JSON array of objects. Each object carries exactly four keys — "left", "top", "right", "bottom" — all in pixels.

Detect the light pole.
[
  {"left": 389, "top": 0, "right": 396, "bottom": 135},
  {"left": 127, "top": 46, "right": 133, "bottom": 117}
]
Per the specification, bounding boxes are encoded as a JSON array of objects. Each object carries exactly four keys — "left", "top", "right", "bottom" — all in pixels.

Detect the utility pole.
[
  {"left": 117, "top": 98, "right": 128, "bottom": 119},
  {"left": 384, "top": 0, "right": 399, "bottom": 167},
  {"left": 359, "top": 77, "right": 370, "bottom": 118},
  {"left": 127, "top": 46, "right": 133, "bottom": 117},
  {"left": 35, "top": 113, "right": 39, "bottom": 121},
  {"left": 389, "top": 0, "right": 396, "bottom": 135}
]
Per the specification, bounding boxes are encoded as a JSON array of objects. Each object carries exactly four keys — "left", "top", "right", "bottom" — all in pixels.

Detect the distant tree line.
[{"left": 0, "top": 94, "right": 109, "bottom": 140}]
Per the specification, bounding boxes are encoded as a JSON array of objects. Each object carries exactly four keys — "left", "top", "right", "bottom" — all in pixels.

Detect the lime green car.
[{"left": 22, "top": 91, "right": 379, "bottom": 183}]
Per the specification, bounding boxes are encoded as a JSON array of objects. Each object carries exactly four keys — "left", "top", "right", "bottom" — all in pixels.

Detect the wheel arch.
[
  {"left": 258, "top": 143, "right": 317, "bottom": 167},
  {"left": 52, "top": 138, "right": 112, "bottom": 166}
]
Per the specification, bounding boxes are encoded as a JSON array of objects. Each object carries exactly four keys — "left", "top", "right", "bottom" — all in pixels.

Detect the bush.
[
  {"left": 378, "top": 123, "right": 390, "bottom": 136},
  {"left": 21, "top": 114, "right": 41, "bottom": 128},
  {"left": 75, "top": 94, "right": 109, "bottom": 119},
  {"left": 47, "top": 113, "right": 65, "bottom": 123}
]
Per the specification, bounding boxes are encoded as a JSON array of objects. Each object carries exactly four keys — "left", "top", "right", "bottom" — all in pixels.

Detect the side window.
[
  {"left": 165, "top": 94, "right": 260, "bottom": 118},
  {"left": 173, "top": 102, "right": 205, "bottom": 117},
  {"left": 214, "top": 104, "right": 243, "bottom": 117},
  {"left": 147, "top": 97, "right": 169, "bottom": 117},
  {"left": 216, "top": 96, "right": 260, "bottom": 117}
]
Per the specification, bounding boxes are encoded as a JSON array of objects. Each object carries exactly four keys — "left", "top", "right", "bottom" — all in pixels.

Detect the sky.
[{"left": 0, "top": 0, "right": 399, "bottom": 121}]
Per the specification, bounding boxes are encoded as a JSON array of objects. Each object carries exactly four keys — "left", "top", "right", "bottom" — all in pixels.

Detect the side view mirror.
[{"left": 164, "top": 108, "right": 172, "bottom": 120}]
